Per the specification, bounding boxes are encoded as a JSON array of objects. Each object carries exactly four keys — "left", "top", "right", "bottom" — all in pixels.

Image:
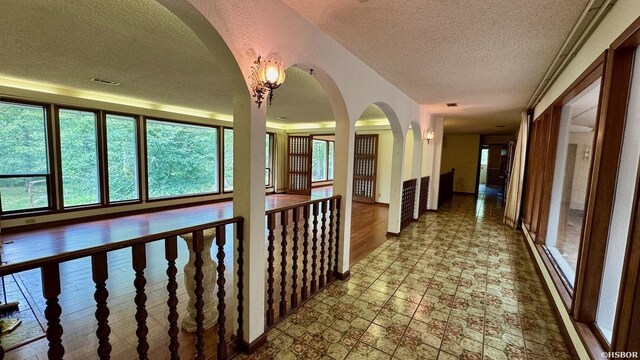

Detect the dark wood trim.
[
  {"left": 534, "top": 108, "right": 561, "bottom": 245},
  {"left": 386, "top": 231, "right": 400, "bottom": 237},
  {"left": 333, "top": 270, "right": 350, "bottom": 280},
  {"left": 238, "top": 333, "right": 268, "bottom": 354},
  {"left": 573, "top": 49, "right": 620, "bottom": 327},
  {"left": 97, "top": 110, "right": 109, "bottom": 207}
]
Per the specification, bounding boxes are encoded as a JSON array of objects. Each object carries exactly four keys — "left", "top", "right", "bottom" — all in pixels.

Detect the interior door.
[
  {"left": 352, "top": 134, "right": 378, "bottom": 203},
  {"left": 287, "top": 135, "right": 312, "bottom": 194}
]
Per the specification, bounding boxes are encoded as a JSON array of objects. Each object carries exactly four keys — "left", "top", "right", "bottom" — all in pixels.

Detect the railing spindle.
[
  {"left": 279, "top": 211, "right": 288, "bottom": 316},
  {"left": 326, "top": 199, "right": 335, "bottom": 283},
  {"left": 132, "top": 244, "right": 149, "bottom": 360},
  {"left": 291, "top": 207, "right": 300, "bottom": 308},
  {"left": 165, "top": 236, "right": 180, "bottom": 360},
  {"left": 334, "top": 198, "right": 341, "bottom": 274},
  {"left": 192, "top": 230, "right": 206, "bottom": 360},
  {"left": 266, "top": 213, "right": 276, "bottom": 326},
  {"left": 42, "top": 263, "right": 64, "bottom": 360},
  {"left": 236, "top": 221, "right": 245, "bottom": 343},
  {"left": 311, "top": 203, "right": 319, "bottom": 293},
  {"left": 319, "top": 201, "right": 327, "bottom": 289},
  {"left": 215, "top": 225, "right": 227, "bottom": 360},
  {"left": 302, "top": 205, "right": 310, "bottom": 300},
  {"left": 91, "top": 253, "right": 111, "bottom": 359},
  {"left": 0, "top": 316, "right": 4, "bottom": 359}
]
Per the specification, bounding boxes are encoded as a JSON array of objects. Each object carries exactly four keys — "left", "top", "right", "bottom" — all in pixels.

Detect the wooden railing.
[
  {"left": 438, "top": 168, "right": 455, "bottom": 206},
  {"left": 400, "top": 179, "right": 417, "bottom": 230},
  {"left": 264, "top": 195, "right": 342, "bottom": 328},
  {"left": 0, "top": 217, "right": 244, "bottom": 360},
  {"left": 419, "top": 176, "right": 430, "bottom": 215}
]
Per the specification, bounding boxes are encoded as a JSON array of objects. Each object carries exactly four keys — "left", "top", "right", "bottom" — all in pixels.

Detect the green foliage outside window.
[
  {"left": 146, "top": 120, "right": 218, "bottom": 198},
  {"left": 106, "top": 115, "right": 139, "bottom": 202},
  {"left": 59, "top": 109, "right": 100, "bottom": 207}
]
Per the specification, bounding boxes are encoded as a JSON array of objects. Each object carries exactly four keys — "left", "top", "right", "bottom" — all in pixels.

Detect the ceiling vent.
[
  {"left": 90, "top": 77, "right": 120, "bottom": 86},
  {"left": 446, "top": 102, "right": 458, "bottom": 107}
]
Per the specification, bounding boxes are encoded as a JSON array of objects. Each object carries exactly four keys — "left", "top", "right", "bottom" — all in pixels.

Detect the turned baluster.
[
  {"left": 132, "top": 244, "right": 149, "bottom": 359},
  {"left": 291, "top": 207, "right": 300, "bottom": 308},
  {"left": 0, "top": 313, "right": 3, "bottom": 359},
  {"left": 301, "top": 205, "right": 310, "bottom": 300},
  {"left": 192, "top": 230, "right": 206, "bottom": 360},
  {"left": 236, "top": 222, "right": 245, "bottom": 343},
  {"left": 42, "top": 263, "right": 64, "bottom": 360},
  {"left": 311, "top": 203, "right": 319, "bottom": 293},
  {"left": 92, "top": 253, "right": 111, "bottom": 359},
  {"left": 334, "top": 198, "right": 341, "bottom": 274},
  {"left": 215, "top": 225, "right": 227, "bottom": 360},
  {"left": 266, "top": 213, "right": 276, "bottom": 326},
  {"left": 165, "top": 236, "right": 180, "bottom": 360},
  {"left": 327, "top": 199, "right": 335, "bottom": 283},
  {"left": 319, "top": 201, "right": 327, "bottom": 289},
  {"left": 279, "top": 211, "right": 288, "bottom": 316}
]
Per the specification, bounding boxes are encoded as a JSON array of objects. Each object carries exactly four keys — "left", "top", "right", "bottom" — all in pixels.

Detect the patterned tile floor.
[{"left": 243, "top": 191, "right": 572, "bottom": 360}]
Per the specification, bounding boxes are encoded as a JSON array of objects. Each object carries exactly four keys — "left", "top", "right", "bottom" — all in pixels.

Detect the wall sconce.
[
  {"left": 249, "top": 55, "right": 286, "bottom": 108},
  {"left": 422, "top": 128, "right": 435, "bottom": 144}
]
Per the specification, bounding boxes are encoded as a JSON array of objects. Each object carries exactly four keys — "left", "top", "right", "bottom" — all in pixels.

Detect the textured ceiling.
[
  {"left": 281, "top": 0, "right": 590, "bottom": 134},
  {"left": 0, "top": 0, "right": 371, "bottom": 125},
  {"left": 0, "top": 0, "right": 233, "bottom": 116}
]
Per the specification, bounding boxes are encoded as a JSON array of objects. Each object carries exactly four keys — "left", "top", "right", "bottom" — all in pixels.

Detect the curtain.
[
  {"left": 274, "top": 132, "right": 288, "bottom": 193},
  {"left": 503, "top": 111, "right": 529, "bottom": 228}
]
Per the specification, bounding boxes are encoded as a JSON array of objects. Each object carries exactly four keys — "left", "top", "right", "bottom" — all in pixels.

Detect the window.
[
  {"left": 222, "top": 129, "right": 274, "bottom": 191},
  {"left": 223, "top": 128, "right": 233, "bottom": 192},
  {"left": 327, "top": 141, "right": 334, "bottom": 181},
  {"left": 311, "top": 138, "right": 334, "bottom": 182},
  {"left": 146, "top": 120, "right": 218, "bottom": 199},
  {"left": 545, "top": 78, "right": 601, "bottom": 288},
  {"left": 0, "top": 101, "right": 50, "bottom": 212},
  {"left": 59, "top": 108, "right": 100, "bottom": 207},
  {"left": 595, "top": 45, "right": 640, "bottom": 342},
  {"left": 106, "top": 114, "right": 139, "bottom": 202},
  {"left": 266, "top": 133, "right": 273, "bottom": 186}
]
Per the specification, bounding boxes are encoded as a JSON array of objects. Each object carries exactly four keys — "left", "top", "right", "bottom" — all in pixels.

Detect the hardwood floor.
[{"left": 0, "top": 189, "right": 390, "bottom": 359}]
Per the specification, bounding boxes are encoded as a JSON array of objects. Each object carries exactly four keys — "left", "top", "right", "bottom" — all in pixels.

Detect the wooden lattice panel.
[
  {"left": 401, "top": 179, "right": 417, "bottom": 230},
  {"left": 353, "top": 134, "right": 378, "bottom": 203},
  {"left": 287, "top": 136, "right": 311, "bottom": 194}
]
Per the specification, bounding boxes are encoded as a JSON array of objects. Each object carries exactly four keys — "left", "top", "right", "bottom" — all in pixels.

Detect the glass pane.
[
  {"left": 59, "top": 109, "right": 100, "bottom": 207},
  {"left": 0, "top": 176, "right": 49, "bottom": 212},
  {"left": 545, "top": 78, "right": 601, "bottom": 287},
  {"left": 265, "top": 133, "right": 272, "bottom": 186},
  {"left": 312, "top": 140, "right": 327, "bottom": 182},
  {"left": 328, "top": 141, "right": 334, "bottom": 180},
  {"left": 106, "top": 114, "right": 139, "bottom": 202},
  {"left": 224, "top": 128, "right": 233, "bottom": 192},
  {"left": 146, "top": 120, "right": 218, "bottom": 198},
  {"left": 596, "top": 45, "right": 640, "bottom": 342},
  {"left": 0, "top": 101, "right": 48, "bottom": 175}
]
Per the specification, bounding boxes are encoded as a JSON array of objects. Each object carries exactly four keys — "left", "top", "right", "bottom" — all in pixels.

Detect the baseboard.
[
  {"left": 386, "top": 231, "right": 400, "bottom": 237},
  {"left": 521, "top": 227, "right": 588, "bottom": 359},
  {"left": 238, "top": 333, "right": 268, "bottom": 354},
  {"left": 334, "top": 270, "right": 351, "bottom": 280}
]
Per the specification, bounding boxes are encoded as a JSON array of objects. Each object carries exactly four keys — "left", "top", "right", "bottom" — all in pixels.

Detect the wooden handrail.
[
  {"left": 0, "top": 216, "right": 243, "bottom": 276},
  {"left": 265, "top": 195, "right": 341, "bottom": 215}
]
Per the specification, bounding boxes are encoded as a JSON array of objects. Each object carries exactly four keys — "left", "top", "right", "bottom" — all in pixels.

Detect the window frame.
[
  {"left": 0, "top": 98, "right": 56, "bottom": 215},
  {"left": 103, "top": 112, "right": 143, "bottom": 205},
  {"left": 221, "top": 127, "right": 275, "bottom": 193},
  {"left": 310, "top": 137, "right": 335, "bottom": 184}
]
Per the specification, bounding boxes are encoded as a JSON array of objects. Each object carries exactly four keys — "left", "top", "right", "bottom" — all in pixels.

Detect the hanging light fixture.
[
  {"left": 422, "top": 128, "right": 435, "bottom": 144},
  {"left": 249, "top": 55, "right": 286, "bottom": 107}
]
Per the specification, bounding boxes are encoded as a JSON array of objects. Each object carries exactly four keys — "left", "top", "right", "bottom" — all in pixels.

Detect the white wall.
[{"left": 568, "top": 132, "right": 593, "bottom": 210}]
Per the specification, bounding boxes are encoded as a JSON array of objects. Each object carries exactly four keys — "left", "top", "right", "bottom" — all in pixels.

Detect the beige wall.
[
  {"left": 440, "top": 134, "right": 480, "bottom": 194},
  {"left": 568, "top": 132, "right": 594, "bottom": 210}
]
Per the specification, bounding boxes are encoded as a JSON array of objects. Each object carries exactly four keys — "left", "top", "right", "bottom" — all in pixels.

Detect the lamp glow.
[{"left": 250, "top": 55, "right": 286, "bottom": 107}]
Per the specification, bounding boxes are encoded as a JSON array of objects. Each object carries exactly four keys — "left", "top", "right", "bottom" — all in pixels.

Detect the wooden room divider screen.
[
  {"left": 287, "top": 136, "right": 311, "bottom": 194},
  {"left": 352, "top": 134, "right": 378, "bottom": 203}
]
